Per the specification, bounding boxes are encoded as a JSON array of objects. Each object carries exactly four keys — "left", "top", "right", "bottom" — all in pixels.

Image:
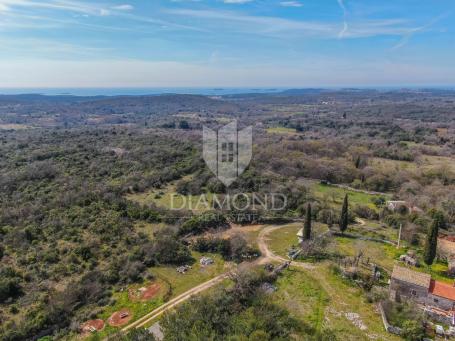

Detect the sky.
[{"left": 0, "top": 0, "right": 454, "bottom": 88}]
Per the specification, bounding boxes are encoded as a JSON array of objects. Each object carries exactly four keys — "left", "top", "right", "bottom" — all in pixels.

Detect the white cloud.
[
  {"left": 99, "top": 8, "right": 110, "bottom": 16},
  {"left": 167, "top": 9, "right": 335, "bottom": 36},
  {"left": 166, "top": 8, "right": 418, "bottom": 39},
  {"left": 0, "top": 0, "right": 108, "bottom": 16},
  {"left": 223, "top": 0, "right": 254, "bottom": 4},
  {"left": 280, "top": 1, "right": 303, "bottom": 8},
  {"left": 337, "top": 0, "right": 348, "bottom": 38},
  {"left": 112, "top": 4, "right": 133, "bottom": 11}
]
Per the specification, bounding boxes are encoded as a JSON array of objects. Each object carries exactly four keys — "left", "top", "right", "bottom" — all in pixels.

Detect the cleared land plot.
[
  {"left": 371, "top": 155, "right": 455, "bottom": 174},
  {"left": 133, "top": 221, "right": 170, "bottom": 239},
  {"left": 266, "top": 127, "right": 297, "bottom": 134},
  {"left": 331, "top": 236, "right": 400, "bottom": 272},
  {"left": 127, "top": 186, "right": 214, "bottom": 212},
  {"left": 267, "top": 222, "right": 328, "bottom": 258},
  {"left": 153, "top": 252, "right": 230, "bottom": 297},
  {"left": 273, "top": 265, "right": 401, "bottom": 340},
  {"left": 85, "top": 279, "right": 169, "bottom": 339},
  {"left": 312, "top": 183, "right": 390, "bottom": 210},
  {"left": 108, "top": 309, "right": 133, "bottom": 327},
  {"left": 0, "top": 123, "right": 30, "bottom": 130},
  {"left": 206, "top": 224, "right": 264, "bottom": 249}
]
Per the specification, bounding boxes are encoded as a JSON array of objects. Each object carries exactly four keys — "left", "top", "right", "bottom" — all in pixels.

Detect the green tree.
[
  {"left": 401, "top": 320, "right": 425, "bottom": 341},
  {"left": 304, "top": 203, "right": 312, "bottom": 240},
  {"left": 339, "top": 194, "right": 349, "bottom": 233},
  {"left": 424, "top": 215, "right": 443, "bottom": 266}
]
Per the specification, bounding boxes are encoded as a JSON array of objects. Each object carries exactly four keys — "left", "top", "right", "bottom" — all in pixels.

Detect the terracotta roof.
[
  {"left": 440, "top": 234, "right": 455, "bottom": 243},
  {"left": 429, "top": 280, "right": 455, "bottom": 301},
  {"left": 391, "top": 265, "right": 431, "bottom": 288}
]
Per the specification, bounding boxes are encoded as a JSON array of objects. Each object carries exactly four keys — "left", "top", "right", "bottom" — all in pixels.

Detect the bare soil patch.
[
  {"left": 80, "top": 319, "right": 104, "bottom": 334},
  {"left": 128, "top": 283, "right": 162, "bottom": 301},
  {"left": 107, "top": 309, "right": 133, "bottom": 327}
]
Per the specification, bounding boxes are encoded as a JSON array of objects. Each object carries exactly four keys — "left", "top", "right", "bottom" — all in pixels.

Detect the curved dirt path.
[
  {"left": 122, "top": 273, "right": 229, "bottom": 332},
  {"left": 257, "top": 224, "right": 314, "bottom": 269},
  {"left": 122, "top": 223, "right": 311, "bottom": 334}
]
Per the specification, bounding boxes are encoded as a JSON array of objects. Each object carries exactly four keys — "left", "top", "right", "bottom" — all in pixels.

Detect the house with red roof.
[{"left": 390, "top": 266, "right": 455, "bottom": 320}]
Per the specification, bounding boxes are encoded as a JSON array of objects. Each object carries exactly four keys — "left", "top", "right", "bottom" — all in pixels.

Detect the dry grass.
[{"left": 0, "top": 123, "right": 30, "bottom": 130}]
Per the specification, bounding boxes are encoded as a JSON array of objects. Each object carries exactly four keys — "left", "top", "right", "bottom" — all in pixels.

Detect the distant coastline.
[
  {"left": 0, "top": 88, "right": 286, "bottom": 97},
  {"left": 1, "top": 86, "right": 454, "bottom": 97}
]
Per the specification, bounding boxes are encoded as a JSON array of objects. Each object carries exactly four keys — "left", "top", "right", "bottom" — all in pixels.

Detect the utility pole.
[{"left": 397, "top": 224, "right": 402, "bottom": 248}]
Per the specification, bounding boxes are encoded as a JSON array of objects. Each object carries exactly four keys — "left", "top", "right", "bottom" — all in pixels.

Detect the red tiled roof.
[{"left": 429, "top": 280, "right": 455, "bottom": 301}]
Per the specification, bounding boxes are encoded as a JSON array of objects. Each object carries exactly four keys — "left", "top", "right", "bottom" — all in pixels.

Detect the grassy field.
[
  {"left": 273, "top": 265, "right": 401, "bottom": 340},
  {"left": 126, "top": 179, "right": 215, "bottom": 212},
  {"left": 369, "top": 157, "right": 414, "bottom": 172},
  {"left": 153, "top": 252, "right": 230, "bottom": 297},
  {"left": 332, "top": 236, "right": 401, "bottom": 272},
  {"left": 312, "top": 183, "right": 390, "bottom": 210},
  {"left": 0, "top": 123, "right": 30, "bottom": 130},
  {"left": 267, "top": 222, "right": 328, "bottom": 258},
  {"left": 348, "top": 221, "right": 399, "bottom": 241},
  {"left": 83, "top": 251, "right": 229, "bottom": 339},
  {"left": 371, "top": 155, "right": 455, "bottom": 174},
  {"left": 266, "top": 126, "right": 297, "bottom": 134},
  {"left": 421, "top": 155, "right": 455, "bottom": 173},
  {"left": 271, "top": 268, "right": 329, "bottom": 334},
  {"left": 133, "top": 221, "right": 170, "bottom": 239},
  {"left": 85, "top": 278, "right": 169, "bottom": 340}
]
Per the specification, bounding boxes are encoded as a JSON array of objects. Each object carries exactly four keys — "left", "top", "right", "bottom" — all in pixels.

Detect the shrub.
[
  {"left": 353, "top": 205, "right": 379, "bottom": 220},
  {"left": 179, "top": 212, "right": 228, "bottom": 236}
]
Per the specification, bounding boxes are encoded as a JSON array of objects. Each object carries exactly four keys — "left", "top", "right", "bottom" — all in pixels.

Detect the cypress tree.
[
  {"left": 424, "top": 215, "right": 442, "bottom": 266},
  {"left": 304, "top": 203, "right": 312, "bottom": 240},
  {"left": 339, "top": 194, "right": 349, "bottom": 233},
  {"left": 355, "top": 156, "right": 361, "bottom": 169}
]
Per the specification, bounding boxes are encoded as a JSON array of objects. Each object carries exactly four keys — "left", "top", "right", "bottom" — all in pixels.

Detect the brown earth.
[
  {"left": 128, "top": 283, "right": 162, "bottom": 301},
  {"left": 80, "top": 319, "right": 104, "bottom": 334},
  {"left": 141, "top": 283, "right": 161, "bottom": 300},
  {"left": 108, "top": 309, "right": 133, "bottom": 327}
]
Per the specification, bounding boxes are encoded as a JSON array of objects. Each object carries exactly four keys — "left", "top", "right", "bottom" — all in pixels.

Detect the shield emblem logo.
[{"left": 203, "top": 120, "right": 252, "bottom": 186}]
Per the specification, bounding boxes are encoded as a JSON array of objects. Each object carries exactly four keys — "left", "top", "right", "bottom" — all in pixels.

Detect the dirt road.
[
  {"left": 122, "top": 273, "right": 229, "bottom": 332},
  {"left": 122, "top": 223, "right": 310, "bottom": 334},
  {"left": 257, "top": 225, "right": 314, "bottom": 269}
]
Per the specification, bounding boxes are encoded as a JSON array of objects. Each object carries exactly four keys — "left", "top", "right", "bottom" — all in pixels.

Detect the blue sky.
[{"left": 0, "top": 0, "right": 454, "bottom": 87}]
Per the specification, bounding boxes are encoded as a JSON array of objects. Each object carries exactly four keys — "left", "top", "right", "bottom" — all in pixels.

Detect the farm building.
[{"left": 390, "top": 266, "right": 455, "bottom": 314}]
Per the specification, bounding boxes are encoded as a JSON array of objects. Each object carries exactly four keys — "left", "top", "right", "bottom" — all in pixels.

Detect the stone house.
[{"left": 390, "top": 266, "right": 455, "bottom": 313}]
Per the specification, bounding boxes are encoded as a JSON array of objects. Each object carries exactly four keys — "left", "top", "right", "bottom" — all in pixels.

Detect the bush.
[
  {"left": 192, "top": 235, "right": 259, "bottom": 262},
  {"left": 179, "top": 212, "right": 228, "bottom": 236},
  {"left": 0, "top": 278, "right": 22, "bottom": 303},
  {"left": 401, "top": 320, "right": 425, "bottom": 341},
  {"left": 383, "top": 214, "right": 405, "bottom": 229},
  {"left": 353, "top": 205, "right": 379, "bottom": 220}
]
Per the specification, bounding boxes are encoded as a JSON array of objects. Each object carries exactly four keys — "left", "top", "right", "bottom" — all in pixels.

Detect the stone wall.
[{"left": 390, "top": 278, "right": 429, "bottom": 305}]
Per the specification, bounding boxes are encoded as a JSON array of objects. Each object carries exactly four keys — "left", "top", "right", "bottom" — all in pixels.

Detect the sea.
[
  {"left": 0, "top": 86, "right": 454, "bottom": 97},
  {"left": 0, "top": 88, "right": 286, "bottom": 97}
]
